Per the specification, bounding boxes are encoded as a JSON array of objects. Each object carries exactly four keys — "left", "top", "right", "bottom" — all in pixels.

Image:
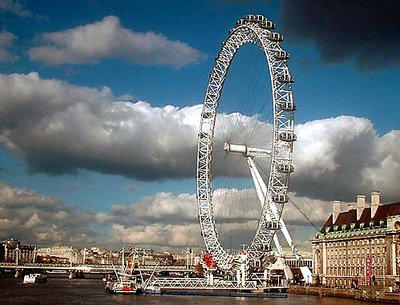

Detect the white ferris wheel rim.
[{"left": 196, "top": 14, "right": 296, "bottom": 271}]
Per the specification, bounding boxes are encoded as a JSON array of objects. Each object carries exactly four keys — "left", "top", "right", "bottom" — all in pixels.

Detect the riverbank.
[{"left": 289, "top": 285, "right": 400, "bottom": 304}]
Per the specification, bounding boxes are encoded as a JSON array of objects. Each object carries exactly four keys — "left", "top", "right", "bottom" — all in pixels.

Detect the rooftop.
[{"left": 321, "top": 201, "right": 400, "bottom": 234}]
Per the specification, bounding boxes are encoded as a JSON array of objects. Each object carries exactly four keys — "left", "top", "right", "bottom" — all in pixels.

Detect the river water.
[{"left": 0, "top": 276, "right": 375, "bottom": 305}]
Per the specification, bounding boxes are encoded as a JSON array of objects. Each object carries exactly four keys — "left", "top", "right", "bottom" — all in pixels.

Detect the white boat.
[
  {"left": 46, "top": 269, "right": 67, "bottom": 274},
  {"left": 143, "top": 284, "right": 162, "bottom": 294},
  {"left": 23, "top": 273, "right": 47, "bottom": 284},
  {"left": 142, "top": 262, "right": 162, "bottom": 294},
  {"left": 105, "top": 279, "right": 139, "bottom": 294}
]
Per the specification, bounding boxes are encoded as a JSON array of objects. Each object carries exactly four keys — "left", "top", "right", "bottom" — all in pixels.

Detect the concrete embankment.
[{"left": 289, "top": 285, "right": 400, "bottom": 304}]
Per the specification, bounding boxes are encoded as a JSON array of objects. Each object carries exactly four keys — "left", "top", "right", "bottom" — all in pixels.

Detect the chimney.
[
  {"left": 356, "top": 194, "right": 366, "bottom": 220},
  {"left": 371, "top": 191, "right": 381, "bottom": 218},
  {"left": 348, "top": 203, "right": 355, "bottom": 211},
  {"left": 332, "top": 200, "right": 341, "bottom": 224}
]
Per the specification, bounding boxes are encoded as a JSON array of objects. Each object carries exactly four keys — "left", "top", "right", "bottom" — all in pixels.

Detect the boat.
[
  {"left": 263, "top": 286, "right": 289, "bottom": 293},
  {"left": 69, "top": 270, "right": 85, "bottom": 279},
  {"left": 105, "top": 279, "right": 139, "bottom": 294},
  {"left": 23, "top": 273, "right": 47, "bottom": 284},
  {"left": 104, "top": 263, "right": 141, "bottom": 294},
  {"left": 46, "top": 269, "right": 67, "bottom": 274},
  {"left": 141, "top": 262, "right": 162, "bottom": 294},
  {"left": 143, "top": 284, "right": 162, "bottom": 294}
]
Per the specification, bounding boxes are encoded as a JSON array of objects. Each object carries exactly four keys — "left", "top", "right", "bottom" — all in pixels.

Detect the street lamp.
[
  {"left": 32, "top": 246, "right": 37, "bottom": 263},
  {"left": 15, "top": 246, "right": 20, "bottom": 265}
]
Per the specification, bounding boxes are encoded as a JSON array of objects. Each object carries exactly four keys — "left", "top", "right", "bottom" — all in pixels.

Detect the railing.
[{"left": 0, "top": 262, "right": 195, "bottom": 273}]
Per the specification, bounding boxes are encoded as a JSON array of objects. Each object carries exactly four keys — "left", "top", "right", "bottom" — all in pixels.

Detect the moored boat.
[
  {"left": 23, "top": 273, "right": 47, "bottom": 284},
  {"left": 143, "top": 284, "right": 162, "bottom": 294},
  {"left": 46, "top": 269, "right": 67, "bottom": 274},
  {"left": 105, "top": 279, "right": 139, "bottom": 294},
  {"left": 263, "top": 286, "right": 289, "bottom": 293}
]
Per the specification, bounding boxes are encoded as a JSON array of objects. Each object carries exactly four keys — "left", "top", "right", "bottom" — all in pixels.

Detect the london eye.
[{"left": 196, "top": 14, "right": 296, "bottom": 272}]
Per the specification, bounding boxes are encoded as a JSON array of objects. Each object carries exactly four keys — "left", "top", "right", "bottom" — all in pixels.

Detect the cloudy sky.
[{"left": 0, "top": 0, "right": 399, "bottom": 252}]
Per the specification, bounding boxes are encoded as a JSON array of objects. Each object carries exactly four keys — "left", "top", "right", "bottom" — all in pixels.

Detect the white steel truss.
[
  {"left": 196, "top": 15, "right": 296, "bottom": 272},
  {"left": 150, "top": 277, "right": 257, "bottom": 290}
]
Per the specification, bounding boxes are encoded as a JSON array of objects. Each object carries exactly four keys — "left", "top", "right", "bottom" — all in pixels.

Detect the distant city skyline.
[{"left": 0, "top": 0, "right": 399, "bottom": 251}]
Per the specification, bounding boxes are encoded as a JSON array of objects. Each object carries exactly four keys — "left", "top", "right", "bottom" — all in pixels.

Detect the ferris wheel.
[{"left": 196, "top": 15, "right": 296, "bottom": 271}]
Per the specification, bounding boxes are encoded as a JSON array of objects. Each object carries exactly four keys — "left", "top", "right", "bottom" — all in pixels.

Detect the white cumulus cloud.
[
  {"left": 28, "top": 15, "right": 203, "bottom": 67},
  {"left": 0, "top": 72, "right": 399, "bottom": 202},
  {"left": 0, "top": 183, "right": 97, "bottom": 246},
  {"left": 292, "top": 116, "right": 400, "bottom": 202}
]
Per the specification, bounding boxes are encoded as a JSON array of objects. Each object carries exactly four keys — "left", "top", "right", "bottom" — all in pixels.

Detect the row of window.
[
  {"left": 327, "top": 246, "right": 385, "bottom": 257},
  {"left": 326, "top": 238, "right": 385, "bottom": 248},
  {"left": 326, "top": 220, "right": 385, "bottom": 233},
  {"left": 327, "top": 265, "right": 386, "bottom": 276},
  {"left": 327, "top": 255, "right": 384, "bottom": 265}
]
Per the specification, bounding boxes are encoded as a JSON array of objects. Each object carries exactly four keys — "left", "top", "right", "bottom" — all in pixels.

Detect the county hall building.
[{"left": 311, "top": 191, "right": 400, "bottom": 288}]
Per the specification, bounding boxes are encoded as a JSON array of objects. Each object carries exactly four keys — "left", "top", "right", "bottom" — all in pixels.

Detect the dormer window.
[
  {"left": 325, "top": 226, "right": 330, "bottom": 233},
  {"left": 360, "top": 223, "right": 364, "bottom": 229},
  {"left": 379, "top": 220, "right": 384, "bottom": 227},
  {"left": 350, "top": 223, "right": 356, "bottom": 230},
  {"left": 334, "top": 225, "right": 338, "bottom": 231},
  {"left": 369, "top": 221, "right": 374, "bottom": 227},
  {"left": 341, "top": 224, "right": 346, "bottom": 231}
]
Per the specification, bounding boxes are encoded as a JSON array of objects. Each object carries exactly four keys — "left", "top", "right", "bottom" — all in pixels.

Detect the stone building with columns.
[
  {"left": 311, "top": 192, "right": 400, "bottom": 288},
  {"left": 0, "top": 238, "right": 36, "bottom": 264}
]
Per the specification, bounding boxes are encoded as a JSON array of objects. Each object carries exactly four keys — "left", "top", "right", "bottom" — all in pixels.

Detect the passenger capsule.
[
  {"left": 269, "top": 32, "right": 283, "bottom": 42},
  {"left": 262, "top": 244, "right": 271, "bottom": 251},
  {"left": 244, "top": 14, "right": 266, "bottom": 23},
  {"left": 274, "top": 50, "right": 290, "bottom": 60},
  {"left": 277, "top": 163, "right": 295, "bottom": 173},
  {"left": 260, "top": 20, "right": 276, "bottom": 30},
  {"left": 277, "top": 74, "right": 294, "bottom": 83},
  {"left": 236, "top": 19, "right": 246, "bottom": 26},
  {"left": 272, "top": 194, "right": 289, "bottom": 204},
  {"left": 278, "top": 101, "right": 297, "bottom": 111},
  {"left": 279, "top": 131, "right": 297, "bottom": 142},
  {"left": 266, "top": 221, "right": 282, "bottom": 230}
]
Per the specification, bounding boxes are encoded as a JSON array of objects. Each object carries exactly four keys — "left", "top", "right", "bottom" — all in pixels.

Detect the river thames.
[{"left": 0, "top": 276, "right": 376, "bottom": 305}]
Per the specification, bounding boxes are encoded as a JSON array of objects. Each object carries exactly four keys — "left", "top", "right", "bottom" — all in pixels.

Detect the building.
[
  {"left": 311, "top": 192, "right": 400, "bottom": 288},
  {"left": 0, "top": 238, "right": 36, "bottom": 263},
  {"left": 36, "top": 246, "right": 74, "bottom": 264},
  {"left": 284, "top": 252, "right": 313, "bottom": 271}
]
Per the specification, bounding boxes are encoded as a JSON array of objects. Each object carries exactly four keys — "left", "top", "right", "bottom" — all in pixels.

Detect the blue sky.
[{"left": 0, "top": 0, "right": 399, "bottom": 251}]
